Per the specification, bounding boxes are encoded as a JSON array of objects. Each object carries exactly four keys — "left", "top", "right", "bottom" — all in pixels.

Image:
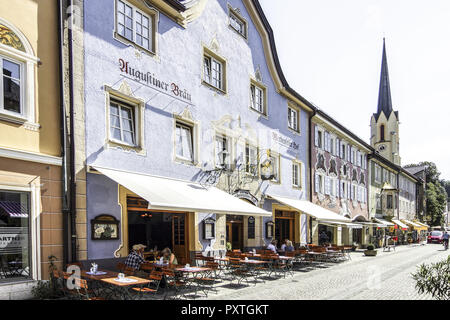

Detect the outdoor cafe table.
[
  {"left": 100, "top": 276, "right": 152, "bottom": 300},
  {"left": 238, "top": 259, "right": 269, "bottom": 284},
  {"left": 80, "top": 270, "right": 119, "bottom": 297}
]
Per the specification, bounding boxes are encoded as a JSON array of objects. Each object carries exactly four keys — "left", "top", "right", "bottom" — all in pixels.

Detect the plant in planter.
[{"left": 364, "top": 244, "right": 377, "bottom": 256}]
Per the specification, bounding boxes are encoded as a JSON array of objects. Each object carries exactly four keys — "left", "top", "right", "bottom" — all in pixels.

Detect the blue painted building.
[{"left": 81, "top": 0, "right": 315, "bottom": 263}]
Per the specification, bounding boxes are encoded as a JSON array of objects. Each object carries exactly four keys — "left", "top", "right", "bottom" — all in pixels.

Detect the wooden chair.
[
  {"left": 75, "top": 279, "right": 106, "bottom": 300},
  {"left": 116, "top": 262, "right": 126, "bottom": 272},
  {"left": 131, "top": 270, "right": 163, "bottom": 299},
  {"left": 162, "top": 268, "right": 187, "bottom": 300}
]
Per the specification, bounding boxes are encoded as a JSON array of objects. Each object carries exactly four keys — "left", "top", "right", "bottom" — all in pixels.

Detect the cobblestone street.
[{"left": 206, "top": 244, "right": 449, "bottom": 300}]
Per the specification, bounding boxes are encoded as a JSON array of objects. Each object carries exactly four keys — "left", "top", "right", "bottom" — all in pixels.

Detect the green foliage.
[
  {"left": 405, "top": 161, "right": 448, "bottom": 226},
  {"left": 412, "top": 255, "right": 450, "bottom": 300},
  {"left": 226, "top": 242, "right": 232, "bottom": 251},
  {"left": 426, "top": 182, "right": 447, "bottom": 226},
  {"left": 31, "top": 255, "right": 64, "bottom": 300}
]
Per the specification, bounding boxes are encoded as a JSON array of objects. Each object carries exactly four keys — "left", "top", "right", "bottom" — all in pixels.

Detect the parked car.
[{"left": 427, "top": 231, "right": 444, "bottom": 243}]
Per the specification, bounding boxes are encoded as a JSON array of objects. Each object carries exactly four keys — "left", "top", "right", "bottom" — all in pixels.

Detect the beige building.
[{"left": 0, "top": 0, "right": 63, "bottom": 299}]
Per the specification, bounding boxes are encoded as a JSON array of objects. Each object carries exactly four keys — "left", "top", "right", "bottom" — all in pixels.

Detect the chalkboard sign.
[{"left": 247, "top": 216, "right": 255, "bottom": 239}]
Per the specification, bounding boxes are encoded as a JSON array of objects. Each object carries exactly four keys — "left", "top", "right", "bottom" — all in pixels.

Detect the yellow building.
[{"left": 0, "top": 0, "right": 63, "bottom": 299}]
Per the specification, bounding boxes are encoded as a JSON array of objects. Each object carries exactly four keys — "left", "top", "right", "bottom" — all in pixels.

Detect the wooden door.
[
  {"left": 226, "top": 222, "right": 243, "bottom": 251},
  {"left": 172, "top": 214, "right": 187, "bottom": 264}
]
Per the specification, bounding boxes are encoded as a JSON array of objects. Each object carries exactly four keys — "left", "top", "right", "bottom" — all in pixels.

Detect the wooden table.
[
  {"left": 81, "top": 270, "right": 118, "bottom": 280},
  {"left": 100, "top": 276, "right": 152, "bottom": 300}
]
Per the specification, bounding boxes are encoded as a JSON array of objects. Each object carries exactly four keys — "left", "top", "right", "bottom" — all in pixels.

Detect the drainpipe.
[
  {"left": 308, "top": 109, "right": 317, "bottom": 243},
  {"left": 67, "top": 0, "right": 77, "bottom": 263},
  {"left": 57, "top": 0, "right": 69, "bottom": 267}
]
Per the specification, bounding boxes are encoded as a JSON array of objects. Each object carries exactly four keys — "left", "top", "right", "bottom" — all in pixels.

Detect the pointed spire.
[{"left": 375, "top": 38, "right": 393, "bottom": 120}]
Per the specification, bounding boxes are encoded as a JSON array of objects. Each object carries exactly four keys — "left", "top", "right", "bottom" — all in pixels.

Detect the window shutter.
[
  {"left": 336, "top": 139, "right": 340, "bottom": 157},
  {"left": 315, "top": 173, "right": 319, "bottom": 193},
  {"left": 336, "top": 179, "right": 339, "bottom": 198},
  {"left": 324, "top": 132, "right": 328, "bottom": 151},
  {"left": 356, "top": 151, "right": 360, "bottom": 167},
  {"left": 314, "top": 126, "right": 319, "bottom": 147},
  {"left": 347, "top": 145, "right": 350, "bottom": 161},
  {"left": 325, "top": 176, "right": 330, "bottom": 195}
]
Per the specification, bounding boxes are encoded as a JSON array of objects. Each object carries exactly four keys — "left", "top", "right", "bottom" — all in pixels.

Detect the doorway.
[
  {"left": 275, "top": 210, "right": 294, "bottom": 244},
  {"left": 127, "top": 196, "right": 189, "bottom": 263},
  {"left": 226, "top": 215, "right": 243, "bottom": 251}
]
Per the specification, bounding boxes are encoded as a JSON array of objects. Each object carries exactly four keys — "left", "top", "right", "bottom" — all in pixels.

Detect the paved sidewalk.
[{"left": 204, "top": 244, "right": 449, "bottom": 300}]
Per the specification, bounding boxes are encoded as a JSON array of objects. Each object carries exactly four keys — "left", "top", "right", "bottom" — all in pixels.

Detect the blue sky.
[{"left": 259, "top": 0, "right": 450, "bottom": 180}]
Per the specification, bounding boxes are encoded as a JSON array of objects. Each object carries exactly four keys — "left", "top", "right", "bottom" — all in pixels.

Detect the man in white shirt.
[{"left": 267, "top": 240, "right": 278, "bottom": 253}]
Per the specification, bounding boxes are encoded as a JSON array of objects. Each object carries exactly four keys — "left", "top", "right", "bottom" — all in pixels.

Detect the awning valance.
[
  {"left": 414, "top": 221, "right": 430, "bottom": 229},
  {"left": 402, "top": 219, "right": 427, "bottom": 231},
  {"left": 320, "top": 220, "right": 363, "bottom": 229},
  {"left": 373, "top": 217, "right": 394, "bottom": 227},
  {"left": 392, "top": 219, "right": 409, "bottom": 230},
  {"left": 266, "top": 194, "right": 352, "bottom": 223},
  {"left": 93, "top": 166, "right": 272, "bottom": 217}
]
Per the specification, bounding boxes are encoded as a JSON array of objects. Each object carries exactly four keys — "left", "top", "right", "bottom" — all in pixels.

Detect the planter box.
[{"left": 364, "top": 249, "right": 378, "bottom": 256}]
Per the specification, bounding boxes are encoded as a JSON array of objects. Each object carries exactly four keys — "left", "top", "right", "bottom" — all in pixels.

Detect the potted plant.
[
  {"left": 364, "top": 244, "right": 377, "bottom": 256},
  {"left": 226, "top": 242, "right": 232, "bottom": 251}
]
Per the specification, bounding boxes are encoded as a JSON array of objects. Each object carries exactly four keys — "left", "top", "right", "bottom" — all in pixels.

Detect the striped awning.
[{"left": 0, "top": 201, "right": 28, "bottom": 218}]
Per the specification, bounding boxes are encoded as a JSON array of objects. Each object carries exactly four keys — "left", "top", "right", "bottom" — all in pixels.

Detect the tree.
[{"left": 405, "top": 161, "right": 448, "bottom": 226}]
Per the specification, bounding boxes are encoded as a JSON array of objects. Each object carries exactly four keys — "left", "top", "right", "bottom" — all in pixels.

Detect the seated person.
[
  {"left": 285, "top": 240, "right": 295, "bottom": 252},
  {"left": 161, "top": 247, "right": 178, "bottom": 265},
  {"left": 267, "top": 240, "right": 278, "bottom": 253},
  {"left": 280, "top": 239, "right": 289, "bottom": 252},
  {"left": 124, "top": 244, "right": 146, "bottom": 271}
]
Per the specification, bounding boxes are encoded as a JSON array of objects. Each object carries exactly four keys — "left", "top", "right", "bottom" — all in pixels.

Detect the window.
[
  {"left": 1, "top": 57, "right": 23, "bottom": 115},
  {"left": 376, "top": 195, "right": 381, "bottom": 210},
  {"left": 375, "top": 165, "right": 381, "bottom": 183},
  {"left": 245, "top": 144, "right": 258, "bottom": 174},
  {"left": 387, "top": 194, "right": 393, "bottom": 209},
  {"left": 288, "top": 105, "right": 300, "bottom": 132},
  {"left": 228, "top": 8, "right": 247, "bottom": 38},
  {"left": 250, "top": 82, "right": 265, "bottom": 114},
  {"left": 270, "top": 153, "right": 280, "bottom": 183},
  {"left": 341, "top": 144, "right": 346, "bottom": 160},
  {"left": 380, "top": 125, "right": 385, "bottom": 141},
  {"left": 315, "top": 173, "right": 325, "bottom": 194},
  {"left": 330, "top": 137, "right": 335, "bottom": 155},
  {"left": 116, "top": 0, "right": 155, "bottom": 52},
  {"left": 175, "top": 122, "right": 193, "bottom": 162},
  {"left": 203, "top": 49, "right": 226, "bottom": 92},
  {"left": 317, "top": 130, "right": 323, "bottom": 148},
  {"left": 292, "top": 162, "right": 301, "bottom": 188},
  {"left": 383, "top": 169, "right": 389, "bottom": 183},
  {"left": 0, "top": 190, "right": 31, "bottom": 281},
  {"left": 215, "top": 135, "right": 230, "bottom": 168},
  {"left": 110, "top": 100, "right": 136, "bottom": 146}
]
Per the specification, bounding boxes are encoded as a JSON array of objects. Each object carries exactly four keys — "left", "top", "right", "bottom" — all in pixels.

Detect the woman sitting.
[
  {"left": 161, "top": 247, "right": 178, "bottom": 265},
  {"left": 284, "top": 240, "right": 295, "bottom": 252}
]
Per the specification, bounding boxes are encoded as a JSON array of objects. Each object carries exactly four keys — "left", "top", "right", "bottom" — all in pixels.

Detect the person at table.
[
  {"left": 161, "top": 247, "right": 178, "bottom": 265},
  {"left": 319, "top": 231, "right": 329, "bottom": 246},
  {"left": 267, "top": 240, "right": 278, "bottom": 253},
  {"left": 124, "top": 244, "right": 147, "bottom": 272},
  {"left": 280, "top": 239, "right": 288, "bottom": 252},
  {"left": 284, "top": 240, "right": 295, "bottom": 252}
]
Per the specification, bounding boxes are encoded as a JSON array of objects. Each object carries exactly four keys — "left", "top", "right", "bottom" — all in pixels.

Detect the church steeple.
[
  {"left": 375, "top": 38, "right": 394, "bottom": 121},
  {"left": 370, "top": 38, "right": 401, "bottom": 166}
]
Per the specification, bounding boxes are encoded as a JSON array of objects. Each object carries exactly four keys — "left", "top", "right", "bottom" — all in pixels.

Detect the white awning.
[
  {"left": 373, "top": 217, "right": 394, "bottom": 227},
  {"left": 93, "top": 166, "right": 272, "bottom": 216},
  {"left": 266, "top": 194, "right": 352, "bottom": 223},
  {"left": 320, "top": 220, "right": 363, "bottom": 229},
  {"left": 392, "top": 219, "right": 409, "bottom": 230}
]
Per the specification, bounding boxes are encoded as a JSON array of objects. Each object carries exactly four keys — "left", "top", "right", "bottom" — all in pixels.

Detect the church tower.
[{"left": 370, "top": 39, "right": 401, "bottom": 165}]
